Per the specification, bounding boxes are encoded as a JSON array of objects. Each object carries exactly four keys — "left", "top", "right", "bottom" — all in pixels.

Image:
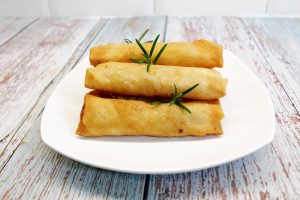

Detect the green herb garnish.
[
  {"left": 138, "top": 29, "right": 149, "bottom": 42},
  {"left": 129, "top": 58, "right": 147, "bottom": 64},
  {"left": 130, "top": 34, "right": 167, "bottom": 72},
  {"left": 150, "top": 83, "right": 199, "bottom": 113},
  {"left": 124, "top": 29, "right": 153, "bottom": 44},
  {"left": 124, "top": 38, "right": 133, "bottom": 44}
]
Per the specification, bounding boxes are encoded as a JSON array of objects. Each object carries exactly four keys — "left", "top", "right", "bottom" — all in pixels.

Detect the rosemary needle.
[
  {"left": 138, "top": 29, "right": 149, "bottom": 41},
  {"left": 150, "top": 83, "right": 199, "bottom": 114},
  {"left": 153, "top": 43, "right": 167, "bottom": 64},
  {"left": 135, "top": 39, "right": 149, "bottom": 59},
  {"left": 175, "top": 102, "right": 192, "bottom": 114},
  {"left": 124, "top": 29, "right": 150, "bottom": 44},
  {"left": 149, "top": 34, "right": 160, "bottom": 58},
  {"left": 129, "top": 58, "right": 147, "bottom": 64},
  {"left": 124, "top": 38, "right": 133, "bottom": 44}
]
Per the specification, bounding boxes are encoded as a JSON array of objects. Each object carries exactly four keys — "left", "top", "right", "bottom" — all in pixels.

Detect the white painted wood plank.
[
  {"left": 0, "top": 116, "right": 145, "bottom": 200},
  {"left": 0, "top": 18, "right": 107, "bottom": 171},
  {"left": 0, "top": 16, "right": 298, "bottom": 199},
  {"left": 49, "top": 0, "right": 153, "bottom": 17},
  {"left": 0, "top": 16, "right": 165, "bottom": 170},
  {"left": 0, "top": 18, "right": 36, "bottom": 46},
  {"left": 0, "top": 16, "right": 167, "bottom": 199},
  {"left": 242, "top": 17, "right": 300, "bottom": 114},
  {"left": 147, "top": 16, "right": 300, "bottom": 200},
  {"left": 80, "top": 16, "right": 167, "bottom": 60},
  {"left": 0, "top": 19, "right": 103, "bottom": 145}
]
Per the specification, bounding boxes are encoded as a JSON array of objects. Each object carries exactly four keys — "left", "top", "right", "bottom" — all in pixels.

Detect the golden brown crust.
[
  {"left": 76, "top": 95, "right": 88, "bottom": 134},
  {"left": 76, "top": 93, "right": 224, "bottom": 137},
  {"left": 85, "top": 62, "right": 227, "bottom": 100},
  {"left": 89, "top": 39, "right": 223, "bottom": 68}
]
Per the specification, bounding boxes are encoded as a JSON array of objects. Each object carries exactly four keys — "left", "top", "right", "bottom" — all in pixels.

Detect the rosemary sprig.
[
  {"left": 150, "top": 83, "right": 199, "bottom": 113},
  {"left": 124, "top": 29, "right": 153, "bottom": 44},
  {"left": 130, "top": 34, "right": 167, "bottom": 72}
]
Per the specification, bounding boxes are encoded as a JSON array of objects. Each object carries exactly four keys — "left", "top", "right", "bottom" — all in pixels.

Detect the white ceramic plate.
[{"left": 41, "top": 50, "right": 275, "bottom": 174}]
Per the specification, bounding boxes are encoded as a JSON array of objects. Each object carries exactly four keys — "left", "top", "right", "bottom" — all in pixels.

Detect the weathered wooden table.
[{"left": 0, "top": 16, "right": 299, "bottom": 199}]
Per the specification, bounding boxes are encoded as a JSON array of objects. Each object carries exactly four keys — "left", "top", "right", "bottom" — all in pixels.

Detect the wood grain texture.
[
  {"left": 0, "top": 16, "right": 166, "bottom": 199},
  {"left": 147, "top": 16, "right": 300, "bottom": 200},
  {"left": 0, "top": 17, "right": 36, "bottom": 46},
  {"left": 243, "top": 17, "right": 300, "bottom": 114},
  {"left": 0, "top": 116, "right": 145, "bottom": 200},
  {"left": 0, "top": 18, "right": 101, "bottom": 142},
  {"left": 0, "top": 18, "right": 108, "bottom": 171},
  {"left": 80, "top": 16, "right": 167, "bottom": 60},
  {"left": 0, "top": 16, "right": 299, "bottom": 200}
]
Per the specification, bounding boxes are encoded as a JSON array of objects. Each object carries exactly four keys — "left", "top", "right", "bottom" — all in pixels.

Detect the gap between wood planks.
[
  {"left": 141, "top": 16, "right": 169, "bottom": 200},
  {"left": 1, "top": 16, "right": 298, "bottom": 199},
  {"left": 0, "top": 16, "right": 168, "bottom": 198},
  {"left": 142, "top": 175, "right": 151, "bottom": 200},
  {"left": 0, "top": 18, "right": 39, "bottom": 143},
  {"left": 248, "top": 18, "right": 300, "bottom": 115},
  {"left": 240, "top": 18, "right": 300, "bottom": 117},
  {"left": 144, "top": 16, "right": 300, "bottom": 199},
  {"left": 0, "top": 18, "right": 109, "bottom": 172},
  {"left": 0, "top": 18, "right": 38, "bottom": 47}
]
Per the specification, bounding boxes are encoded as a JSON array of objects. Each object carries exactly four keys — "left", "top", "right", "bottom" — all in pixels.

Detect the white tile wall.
[
  {"left": 0, "top": 0, "right": 299, "bottom": 17},
  {"left": 0, "top": 0, "right": 50, "bottom": 17},
  {"left": 49, "top": 0, "right": 153, "bottom": 17},
  {"left": 154, "top": 0, "right": 268, "bottom": 15},
  {"left": 267, "top": 0, "right": 300, "bottom": 15}
]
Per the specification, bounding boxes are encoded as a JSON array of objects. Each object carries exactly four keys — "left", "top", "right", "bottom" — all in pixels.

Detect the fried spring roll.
[
  {"left": 76, "top": 93, "right": 224, "bottom": 137},
  {"left": 85, "top": 62, "right": 227, "bottom": 100},
  {"left": 90, "top": 39, "right": 223, "bottom": 68}
]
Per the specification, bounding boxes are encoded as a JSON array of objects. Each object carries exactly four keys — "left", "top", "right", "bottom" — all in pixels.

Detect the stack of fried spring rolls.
[{"left": 77, "top": 39, "right": 227, "bottom": 137}]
